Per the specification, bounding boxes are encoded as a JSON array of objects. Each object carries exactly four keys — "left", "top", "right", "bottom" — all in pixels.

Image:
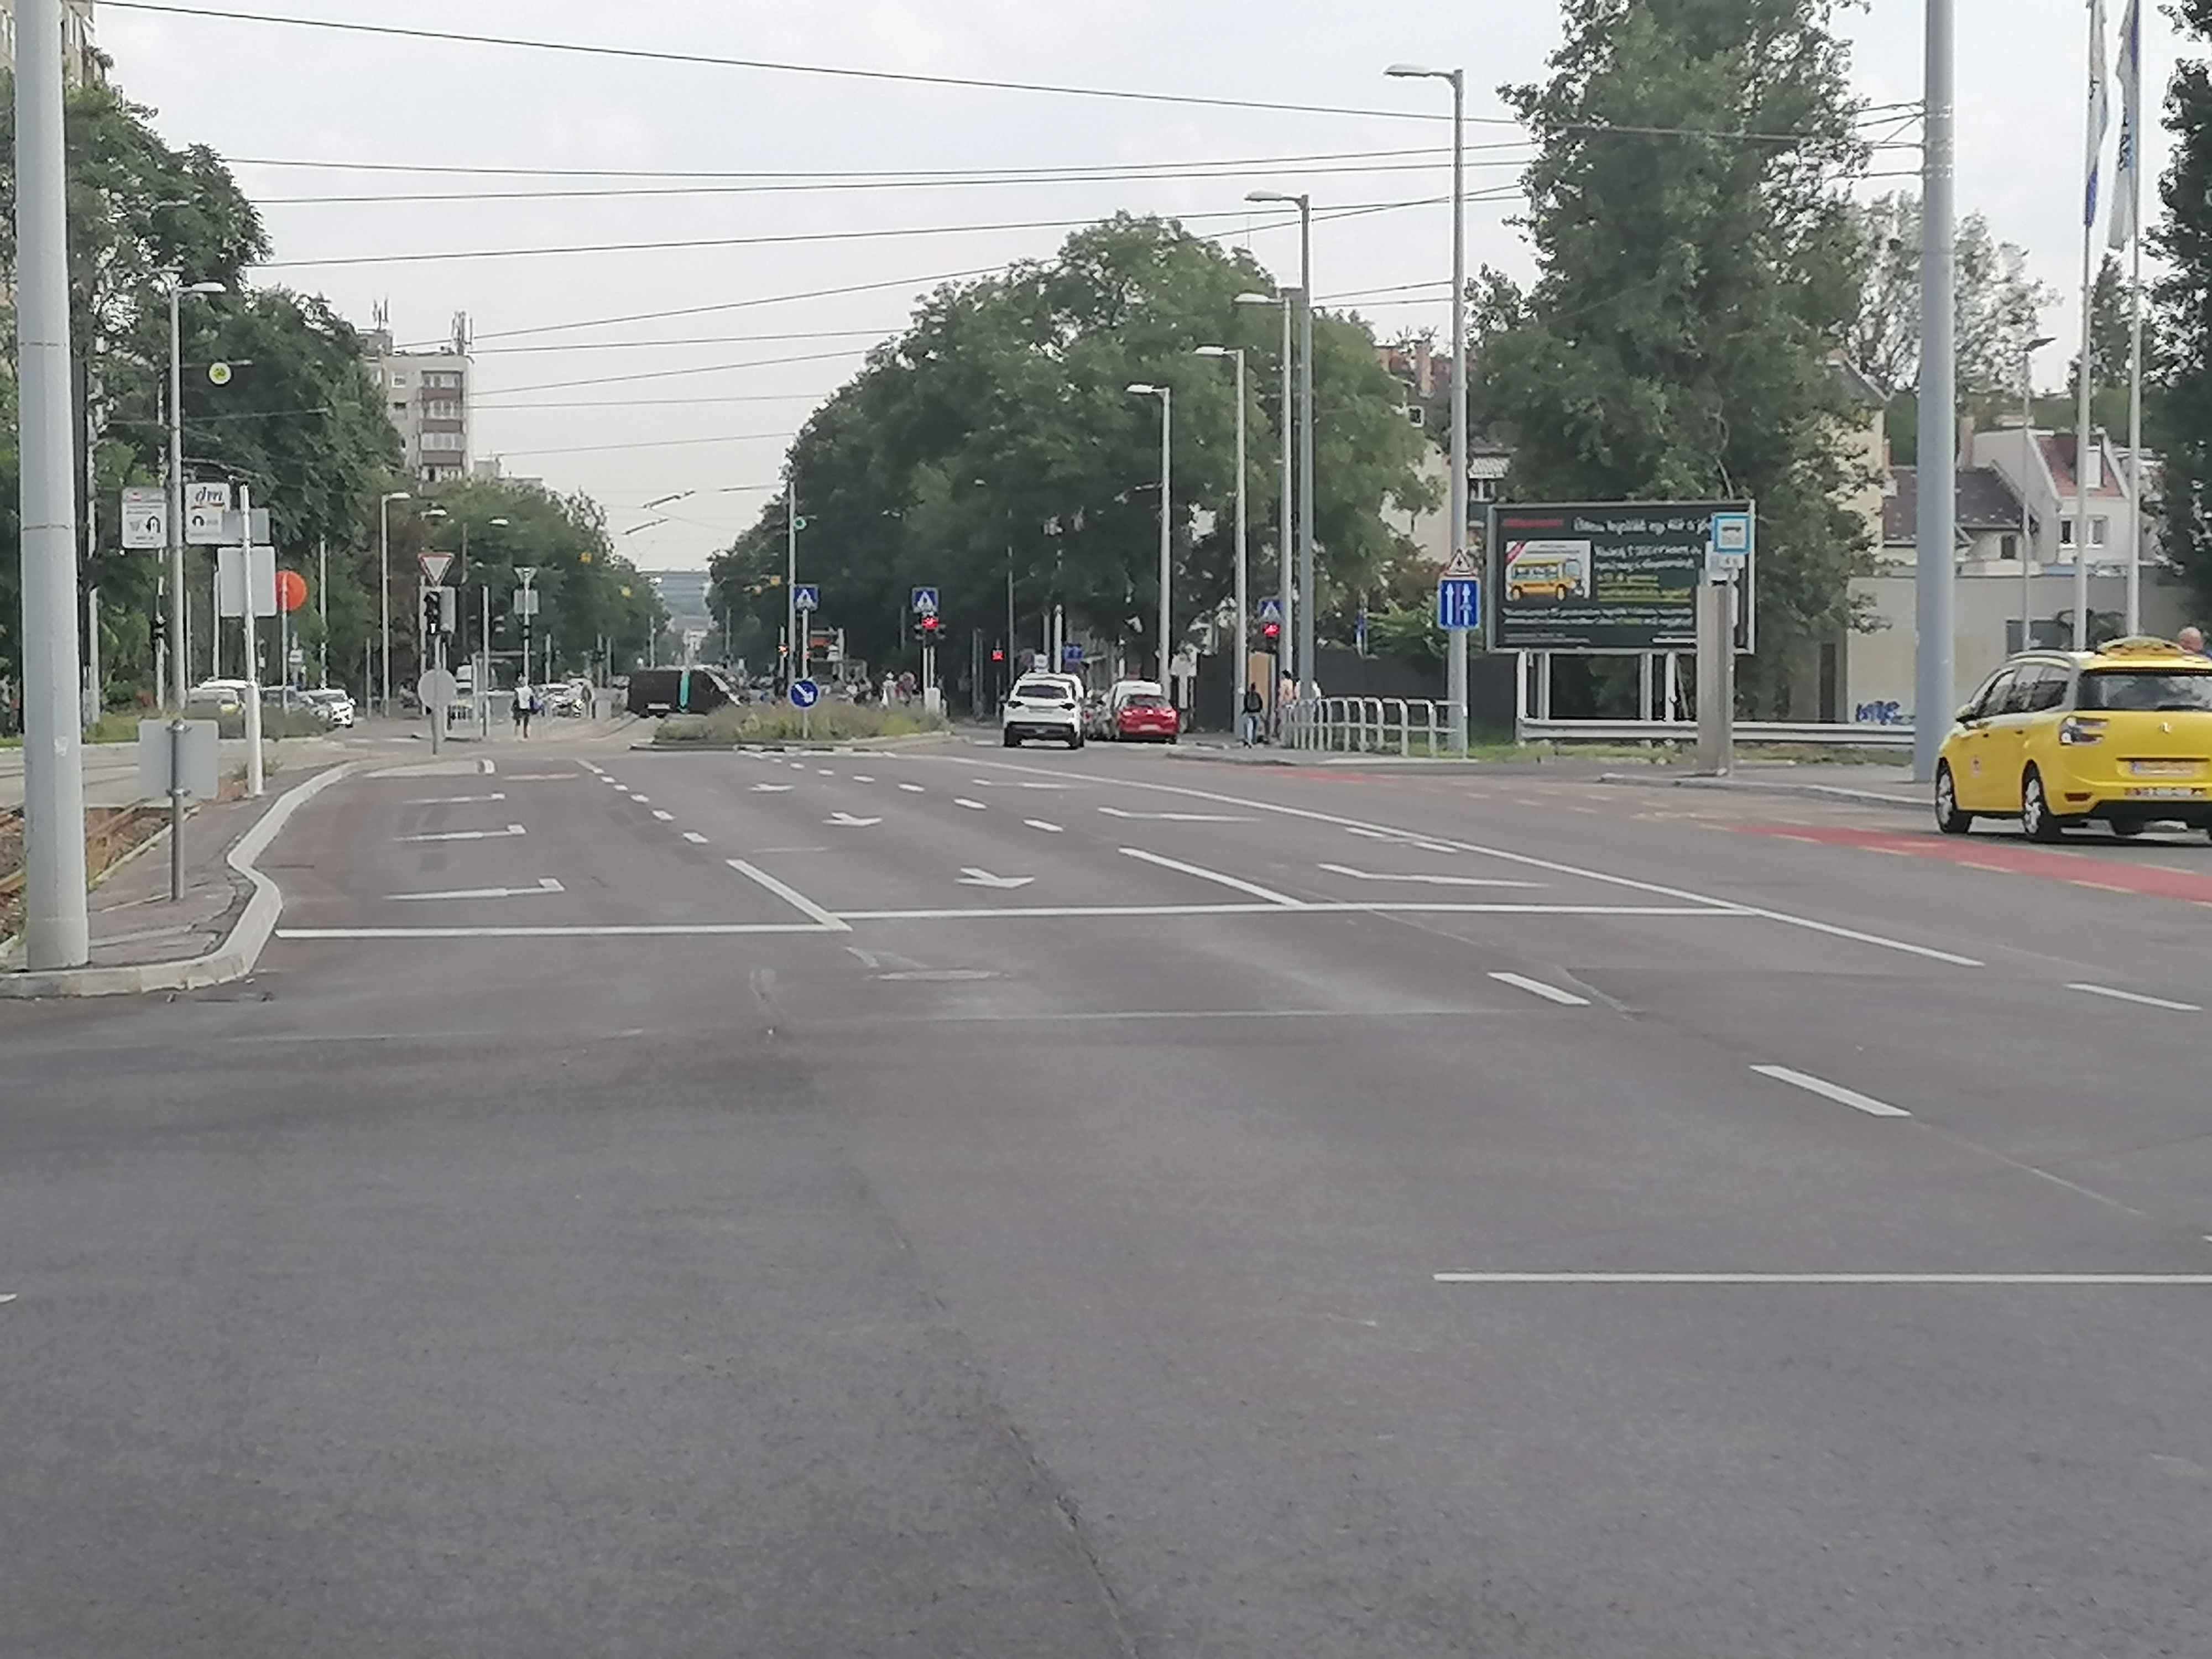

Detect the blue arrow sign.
[
  {"left": 789, "top": 677, "right": 821, "bottom": 709},
  {"left": 1438, "top": 576, "right": 1482, "bottom": 632},
  {"left": 911, "top": 586, "right": 939, "bottom": 616},
  {"left": 1061, "top": 643, "right": 1085, "bottom": 666},
  {"left": 1256, "top": 596, "right": 1283, "bottom": 623},
  {"left": 793, "top": 584, "right": 820, "bottom": 613}
]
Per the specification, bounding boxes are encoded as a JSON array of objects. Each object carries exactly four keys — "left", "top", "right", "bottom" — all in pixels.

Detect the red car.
[{"left": 1114, "top": 692, "right": 1180, "bottom": 743}]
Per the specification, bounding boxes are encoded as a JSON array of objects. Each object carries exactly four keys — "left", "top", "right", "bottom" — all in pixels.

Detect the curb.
[
  {"left": 1598, "top": 771, "right": 1924, "bottom": 810},
  {"left": 0, "top": 761, "right": 362, "bottom": 999}
]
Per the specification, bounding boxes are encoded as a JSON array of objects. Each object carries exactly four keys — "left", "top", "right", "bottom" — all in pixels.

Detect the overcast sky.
[{"left": 97, "top": 1, "right": 2192, "bottom": 571}]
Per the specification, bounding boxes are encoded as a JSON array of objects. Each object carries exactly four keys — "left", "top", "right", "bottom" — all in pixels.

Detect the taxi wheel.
[
  {"left": 1933, "top": 764, "right": 1973, "bottom": 835},
  {"left": 2021, "top": 768, "right": 2069, "bottom": 842}
]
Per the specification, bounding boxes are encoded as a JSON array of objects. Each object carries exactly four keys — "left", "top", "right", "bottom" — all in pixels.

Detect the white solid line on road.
[
  {"left": 1748, "top": 911, "right": 1983, "bottom": 968},
  {"left": 1321, "top": 864, "right": 1543, "bottom": 889},
  {"left": 2067, "top": 981, "right": 2203, "bottom": 1012},
  {"left": 279, "top": 924, "right": 832, "bottom": 940},
  {"left": 958, "top": 867, "right": 1035, "bottom": 889},
  {"left": 388, "top": 878, "right": 565, "bottom": 902},
  {"left": 683, "top": 831, "right": 709, "bottom": 844},
  {"left": 1120, "top": 846, "right": 1302, "bottom": 906},
  {"left": 1488, "top": 971, "right": 1590, "bottom": 1006},
  {"left": 972, "top": 778, "right": 1076, "bottom": 789},
  {"left": 826, "top": 812, "right": 883, "bottom": 827},
  {"left": 1344, "top": 826, "right": 1396, "bottom": 841},
  {"left": 899, "top": 782, "right": 926, "bottom": 792},
  {"left": 581, "top": 760, "right": 606, "bottom": 775},
  {"left": 1425, "top": 1283, "right": 2212, "bottom": 1292},
  {"left": 955, "top": 797, "right": 988, "bottom": 811},
  {"left": 752, "top": 783, "right": 794, "bottom": 792},
  {"left": 1098, "top": 806, "right": 1255, "bottom": 822},
  {"left": 726, "top": 857, "right": 852, "bottom": 931},
  {"left": 1751, "top": 1063, "right": 1912, "bottom": 1118},
  {"left": 652, "top": 809, "right": 674, "bottom": 821},
  {"left": 833, "top": 901, "right": 1740, "bottom": 922},
  {"left": 398, "top": 823, "right": 528, "bottom": 843},
  {"left": 503, "top": 772, "right": 581, "bottom": 782},
  {"left": 407, "top": 792, "right": 508, "bottom": 805},
  {"left": 1025, "top": 819, "right": 1064, "bottom": 833},
  {"left": 0, "top": 1293, "right": 15, "bottom": 1305}
]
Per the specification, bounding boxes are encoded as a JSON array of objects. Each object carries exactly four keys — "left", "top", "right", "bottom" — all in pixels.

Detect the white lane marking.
[
  {"left": 752, "top": 782, "right": 794, "bottom": 793},
  {"left": 725, "top": 858, "right": 852, "bottom": 931},
  {"left": 899, "top": 782, "right": 926, "bottom": 793},
  {"left": 959, "top": 756, "right": 1983, "bottom": 967},
  {"left": 954, "top": 797, "right": 989, "bottom": 811},
  {"left": 826, "top": 812, "right": 883, "bottom": 827},
  {"left": 1433, "top": 1273, "right": 2212, "bottom": 1286},
  {"left": 1413, "top": 839, "right": 1459, "bottom": 853},
  {"left": 503, "top": 772, "right": 580, "bottom": 782},
  {"left": 1025, "top": 819, "right": 1064, "bottom": 833},
  {"left": 388, "top": 878, "right": 565, "bottom": 902},
  {"left": 1321, "top": 863, "right": 1543, "bottom": 890},
  {"left": 398, "top": 823, "right": 528, "bottom": 843},
  {"left": 1098, "top": 806, "right": 1254, "bottom": 822},
  {"left": 958, "top": 867, "right": 1035, "bottom": 889},
  {"left": 2067, "top": 982, "right": 2203, "bottom": 1012},
  {"left": 852, "top": 775, "right": 876, "bottom": 784},
  {"left": 1750, "top": 1063, "right": 1912, "bottom": 1118},
  {"left": 972, "top": 778, "right": 1075, "bottom": 789},
  {"left": 1121, "top": 847, "right": 1301, "bottom": 906},
  {"left": 479, "top": 758, "right": 495, "bottom": 775},
  {"left": 280, "top": 924, "right": 832, "bottom": 940},
  {"left": 0, "top": 1293, "right": 15, "bottom": 1305},
  {"left": 407, "top": 792, "right": 508, "bottom": 805},
  {"left": 683, "top": 831, "right": 710, "bottom": 844},
  {"left": 652, "top": 809, "right": 675, "bottom": 821},
  {"left": 1488, "top": 971, "right": 1590, "bottom": 1006},
  {"left": 817, "top": 769, "right": 837, "bottom": 776},
  {"left": 581, "top": 760, "right": 607, "bottom": 776},
  {"left": 834, "top": 901, "right": 1744, "bottom": 922},
  {"left": 629, "top": 792, "right": 651, "bottom": 803}
]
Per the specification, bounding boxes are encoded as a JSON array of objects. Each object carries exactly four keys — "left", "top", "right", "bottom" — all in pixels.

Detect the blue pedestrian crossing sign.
[
  {"left": 1438, "top": 575, "right": 1482, "bottom": 632},
  {"left": 1061, "top": 643, "right": 1084, "bottom": 666},
  {"left": 789, "top": 677, "right": 821, "bottom": 709},
  {"left": 911, "top": 586, "right": 939, "bottom": 616},
  {"left": 793, "top": 584, "right": 820, "bottom": 613},
  {"left": 1256, "top": 596, "right": 1283, "bottom": 623}
]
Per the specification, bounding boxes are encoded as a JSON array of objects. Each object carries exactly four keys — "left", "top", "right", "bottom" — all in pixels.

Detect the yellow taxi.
[{"left": 1936, "top": 638, "right": 2212, "bottom": 841}]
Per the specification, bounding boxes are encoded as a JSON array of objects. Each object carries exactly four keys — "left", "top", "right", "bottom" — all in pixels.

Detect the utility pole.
[
  {"left": 239, "top": 481, "right": 265, "bottom": 798},
  {"left": 1914, "top": 0, "right": 1956, "bottom": 783},
  {"left": 14, "top": 0, "right": 90, "bottom": 967},
  {"left": 785, "top": 477, "right": 799, "bottom": 690}
]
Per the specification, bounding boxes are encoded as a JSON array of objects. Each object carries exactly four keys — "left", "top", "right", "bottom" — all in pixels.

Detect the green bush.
[{"left": 655, "top": 703, "right": 948, "bottom": 745}]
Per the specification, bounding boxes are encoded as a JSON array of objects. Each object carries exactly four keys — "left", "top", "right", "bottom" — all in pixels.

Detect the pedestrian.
[
  {"left": 1241, "top": 681, "right": 1264, "bottom": 747},
  {"left": 510, "top": 682, "right": 526, "bottom": 736},
  {"left": 2180, "top": 625, "right": 2208, "bottom": 658}
]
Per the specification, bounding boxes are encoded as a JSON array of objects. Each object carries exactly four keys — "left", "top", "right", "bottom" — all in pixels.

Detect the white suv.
[{"left": 1003, "top": 674, "right": 1084, "bottom": 748}]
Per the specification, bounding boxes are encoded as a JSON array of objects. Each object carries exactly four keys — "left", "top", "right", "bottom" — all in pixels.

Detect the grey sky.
[{"left": 100, "top": 1, "right": 2183, "bottom": 570}]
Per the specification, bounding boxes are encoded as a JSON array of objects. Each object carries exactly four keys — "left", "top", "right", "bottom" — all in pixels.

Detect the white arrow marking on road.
[
  {"left": 389, "top": 878, "right": 564, "bottom": 901},
  {"left": 1319, "top": 864, "right": 1544, "bottom": 889},
  {"left": 399, "top": 823, "right": 528, "bottom": 843},
  {"left": 954, "top": 798, "right": 988, "bottom": 811},
  {"left": 958, "top": 867, "right": 1035, "bottom": 889},
  {"left": 1098, "top": 806, "right": 1255, "bottom": 822},
  {"left": 826, "top": 812, "right": 883, "bottom": 827},
  {"left": 1024, "top": 819, "right": 1063, "bottom": 833},
  {"left": 407, "top": 791, "right": 507, "bottom": 805},
  {"left": 752, "top": 782, "right": 795, "bottom": 792}
]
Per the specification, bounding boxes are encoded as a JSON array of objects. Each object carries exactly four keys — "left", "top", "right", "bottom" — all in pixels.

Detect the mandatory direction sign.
[
  {"left": 1438, "top": 575, "right": 1481, "bottom": 632},
  {"left": 911, "top": 586, "right": 938, "bottom": 616},
  {"left": 789, "top": 677, "right": 821, "bottom": 709},
  {"left": 793, "top": 584, "right": 820, "bottom": 613}
]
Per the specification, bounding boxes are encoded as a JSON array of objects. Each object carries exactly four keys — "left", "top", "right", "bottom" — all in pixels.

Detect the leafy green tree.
[
  {"left": 2157, "top": 1, "right": 2212, "bottom": 613},
  {"left": 1473, "top": 0, "right": 1875, "bottom": 713},
  {"left": 709, "top": 216, "right": 1430, "bottom": 679}
]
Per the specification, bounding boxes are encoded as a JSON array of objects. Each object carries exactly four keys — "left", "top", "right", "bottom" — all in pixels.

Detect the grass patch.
[{"left": 653, "top": 703, "right": 950, "bottom": 745}]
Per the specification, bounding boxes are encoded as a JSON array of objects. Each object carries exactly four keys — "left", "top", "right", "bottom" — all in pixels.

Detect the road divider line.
[
  {"left": 1488, "top": 971, "right": 1590, "bottom": 1006},
  {"left": 853, "top": 775, "right": 876, "bottom": 783},
  {"left": 1120, "top": 847, "right": 1301, "bottom": 906},
  {"left": 683, "top": 831, "right": 710, "bottom": 844},
  {"left": 279, "top": 923, "right": 832, "bottom": 940},
  {"left": 825, "top": 812, "right": 882, "bottom": 827},
  {"left": 503, "top": 772, "right": 581, "bottom": 782},
  {"left": 752, "top": 783, "right": 794, "bottom": 793},
  {"left": 1025, "top": 819, "right": 1064, "bottom": 833},
  {"left": 1750, "top": 1063, "right": 1912, "bottom": 1118},
  {"left": 1099, "top": 806, "right": 1255, "bottom": 822},
  {"left": 652, "top": 809, "right": 674, "bottom": 821},
  {"left": 629, "top": 792, "right": 651, "bottom": 803},
  {"left": 900, "top": 782, "right": 926, "bottom": 793},
  {"left": 406, "top": 792, "right": 507, "bottom": 805},
  {"left": 581, "top": 760, "right": 606, "bottom": 775},
  {"left": 1425, "top": 1283, "right": 2212, "bottom": 1292},
  {"left": 397, "top": 823, "right": 528, "bottom": 843},
  {"left": 955, "top": 797, "right": 988, "bottom": 811},
  {"left": 726, "top": 858, "right": 852, "bottom": 931},
  {"left": 2067, "top": 982, "right": 2203, "bottom": 1012},
  {"left": 387, "top": 878, "right": 565, "bottom": 902},
  {"left": 1321, "top": 863, "right": 1544, "bottom": 890},
  {"left": 832, "top": 901, "right": 1741, "bottom": 922}
]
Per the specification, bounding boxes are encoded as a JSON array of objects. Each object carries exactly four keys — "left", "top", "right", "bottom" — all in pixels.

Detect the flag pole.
[
  {"left": 2119, "top": 0, "right": 2146, "bottom": 636},
  {"left": 2073, "top": 0, "right": 2109, "bottom": 649}
]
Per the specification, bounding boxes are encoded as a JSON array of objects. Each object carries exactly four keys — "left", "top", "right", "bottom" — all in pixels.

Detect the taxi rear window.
[
  {"left": 1013, "top": 680, "right": 1072, "bottom": 704},
  {"left": 2078, "top": 670, "right": 2212, "bottom": 712}
]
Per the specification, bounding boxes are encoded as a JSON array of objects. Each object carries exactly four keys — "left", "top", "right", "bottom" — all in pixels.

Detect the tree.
[
  {"left": 709, "top": 216, "right": 1431, "bottom": 681},
  {"left": 2157, "top": 1, "right": 2212, "bottom": 613},
  {"left": 1473, "top": 0, "right": 1875, "bottom": 713}
]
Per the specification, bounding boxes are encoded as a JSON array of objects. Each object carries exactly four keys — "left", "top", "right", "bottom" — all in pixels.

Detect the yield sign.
[
  {"left": 420, "top": 551, "right": 456, "bottom": 586},
  {"left": 1443, "top": 547, "right": 1479, "bottom": 578}
]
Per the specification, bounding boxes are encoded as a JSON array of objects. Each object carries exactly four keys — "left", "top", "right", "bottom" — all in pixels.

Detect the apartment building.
[
  {"left": 363, "top": 309, "right": 472, "bottom": 485},
  {"left": 0, "top": 0, "right": 103, "bottom": 84}
]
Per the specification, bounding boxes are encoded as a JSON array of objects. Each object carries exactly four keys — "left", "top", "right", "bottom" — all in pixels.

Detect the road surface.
[{"left": 4, "top": 733, "right": 2210, "bottom": 1656}]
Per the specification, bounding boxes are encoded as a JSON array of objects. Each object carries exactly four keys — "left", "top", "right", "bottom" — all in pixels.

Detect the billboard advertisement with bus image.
[{"left": 1485, "top": 500, "right": 1755, "bottom": 654}]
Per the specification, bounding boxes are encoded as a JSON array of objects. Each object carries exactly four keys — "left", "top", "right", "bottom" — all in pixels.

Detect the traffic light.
[
  {"left": 420, "top": 587, "right": 454, "bottom": 638},
  {"left": 990, "top": 644, "right": 1005, "bottom": 664},
  {"left": 1261, "top": 619, "right": 1282, "bottom": 653},
  {"left": 919, "top": 614, "right": 941, "bottom": 638}
]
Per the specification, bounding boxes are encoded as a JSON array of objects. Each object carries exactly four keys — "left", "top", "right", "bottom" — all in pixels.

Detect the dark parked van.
[{"left": 625, "top": 665, "right": 737, "bottom": 717}]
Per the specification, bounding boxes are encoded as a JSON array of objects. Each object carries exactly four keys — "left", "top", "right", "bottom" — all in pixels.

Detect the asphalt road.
[{"left": 6, "top": 731, "right": 2211, "bottom": 1656}]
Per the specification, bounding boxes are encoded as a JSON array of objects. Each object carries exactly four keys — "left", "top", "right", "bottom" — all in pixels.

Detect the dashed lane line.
[
  {"left": 684, "top": 831, "right": 710, "bottom": 844},
  {"left": 651, "top": 810, "right": 674, "bottom": 821},
  {"left": 2067, "top": 982, "right": 2203, "bottom": 1012},
  {"left": 955, "top": 797, "right": 989, "bottom": 811},
  {"left": 1488, "top": 971, "right": 1590, "bottom": 1006},
  {"left": 1025, "top": 819, "right": 1064, "bottom": 833},
  {"left": 1750, "top": 1063, "right": 1912, "bottom": 1118}
]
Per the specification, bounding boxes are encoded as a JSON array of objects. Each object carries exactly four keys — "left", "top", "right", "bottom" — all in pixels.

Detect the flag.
[
  {"left": 2110, "top": 0, "right": 2142, "bottom": 248},
  {"left": 2085, "top": 0, "right": 2111, "bottom": 231}
]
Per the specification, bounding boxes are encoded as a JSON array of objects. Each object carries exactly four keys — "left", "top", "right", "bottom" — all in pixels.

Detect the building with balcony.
[
  {"left": 363, "top": 309, "right": 472, "bottom": 485},
  {"left": 0, "top": 1, "right": 103, "bottom": 85}
]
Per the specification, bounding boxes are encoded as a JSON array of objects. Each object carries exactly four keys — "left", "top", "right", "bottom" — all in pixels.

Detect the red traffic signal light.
[
  {"left": 920, "top": 614, "right": 941, "bottom": 634},
  {"left": 1261, "top": 620, "right": 1282, "bottom": 645},
  {"left": 990, "top": 646, "right": 1005, "bottom": 662}
]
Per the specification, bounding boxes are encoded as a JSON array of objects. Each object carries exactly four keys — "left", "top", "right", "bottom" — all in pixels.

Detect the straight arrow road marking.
[
  {"left": 399, "top": 823, "right": 528, "bottom": 842},
  {"left": 388, "top": 878, "right": 565, "bottom": 902},
  {"left": 1099, "top": 806, "right": 1255, "bottom": 822},
  {"left": 1120, "top": 847, "right": 1301, "bottom": 906},
  {"left": 826, "top": 812, "right": 883, "bottom": 827},
  {"left": 959, "top": 867, "right": 1036, "bottom": 889},
  {"left": 407, "top": 791, "right": 507, "bottom": 805},
  {"left": 1321, "top": 864, "right": 1544, "bottom": 889}
]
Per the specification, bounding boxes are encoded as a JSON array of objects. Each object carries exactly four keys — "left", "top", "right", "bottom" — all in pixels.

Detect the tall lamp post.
[
  {"left": 2018, "top": 334, "right": 2056, "bottom": 648},
  {"left": 378, "top": 489, "right": 411, "bottom": 715},
  {"left": 1247, "top": 190, "right": 1315, "bottom": 698},
  {"left": 1127, "top": 383, "right": 1173, "bottom": 685},
  {"left": 1386, "top": 62, "right": 1469, "bottom": 755},
  {"left": 1236, "top": 289, "right": 1297, "bottom": 715},
  {"left": 1195, "top": 345, "right": 1248, "bottom": 732},
  {"left": 164, "top": 277, "right": 223, "bottom": 902}
]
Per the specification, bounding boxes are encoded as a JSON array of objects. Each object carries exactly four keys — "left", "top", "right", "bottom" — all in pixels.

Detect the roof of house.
[
  {"left": 1883, "top": 466, "right": 2032, "bottom": 544},
  {"left": 2039, "top": 433, "right": 2131, "bottom": 500}
]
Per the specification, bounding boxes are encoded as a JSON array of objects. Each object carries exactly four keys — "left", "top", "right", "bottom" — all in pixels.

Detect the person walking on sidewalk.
[
  {"left": 512, "top": 683, "right": 530, "bottom": 738},
  {"left": 1241, "top": 682, "right": 1265, "bottom": 747}
]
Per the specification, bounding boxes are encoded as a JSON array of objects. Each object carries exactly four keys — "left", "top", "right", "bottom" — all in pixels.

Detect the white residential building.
[
  {"left": 363, "top": 310, "right": 472, "bottom": 486},
  {"left": 0, "top": 1, "right": 102, "bottom": 84}
]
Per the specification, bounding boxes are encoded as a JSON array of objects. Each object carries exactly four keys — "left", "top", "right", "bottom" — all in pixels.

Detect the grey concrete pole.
[
  {"left": 239, "top": 482, "right": 265, "bottom": 797},
  {"left": 1159, "top": 388, "right": 1173, "bottom": 685},
  {"left": 1280, "top": 297, "right": 1293, "bottom": 691},
  {"left": 1447, "top": 71, "right": 1469, "bottom": 754},
  {"left": 1296, "top": 201, "right": 1317, "bottom": 700},
  {"left": 168, "top": 289, "right": 187, "bottom": 901},
  {"left": 1232, "top": 350, "right": 1247, "bottom": 727},
  {"left": 786, "top": 478, "right": 799, "bottom": 687},
  {"left": 14, "top": 0, "right": 90, "bottom": 968},
  {"left": 380, "top": 494, "right": 395, "bottom": 715},
  {"left": 1914, "top": 0, "right": 1956, "bottom": 782}
]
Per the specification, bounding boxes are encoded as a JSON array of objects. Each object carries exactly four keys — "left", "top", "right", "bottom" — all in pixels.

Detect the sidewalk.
[{"left": 1606, "top": 762, "right": 1921, "bottom": 808}]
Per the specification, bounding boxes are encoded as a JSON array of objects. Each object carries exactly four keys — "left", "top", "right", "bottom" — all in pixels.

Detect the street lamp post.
[
  {"left": 164, "top": 278, "right": 223, "bottom": 902},
  {"left": 1387, "top": 62, "right": 1469, "bottom": 755},
  {"left": 1128, "top": 383, "right": 1173, "bottom": 685},
  {"left": 1247, "top": 191, "right": 1315, "bottom": 697},
  {"left": 1196, "top": 346, "right": 1248, "bottom": 732},
  {"left": 2020, "top": 333, "right": 2056, "bottom": 649},
  {"left": 379, "top": 489, "right": 411, "bottom": 716},
  {"left": 1237, "top": 289, "right": 1297, "bottom": 717}
]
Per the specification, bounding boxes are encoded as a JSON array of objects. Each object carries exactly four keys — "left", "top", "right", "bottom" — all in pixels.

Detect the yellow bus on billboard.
[{"left": 1504, "top": 540, "right": 1590, "bottom": 603}]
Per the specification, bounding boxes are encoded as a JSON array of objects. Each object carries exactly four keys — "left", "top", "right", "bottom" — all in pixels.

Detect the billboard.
[{"left": 1485, "top": 500, "right": 1755, "bottom": 654}]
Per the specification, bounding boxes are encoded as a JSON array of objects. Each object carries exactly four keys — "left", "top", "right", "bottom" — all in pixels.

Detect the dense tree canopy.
[{"left": 2157, "top": 1, "right": 2212, "bottom": 613}]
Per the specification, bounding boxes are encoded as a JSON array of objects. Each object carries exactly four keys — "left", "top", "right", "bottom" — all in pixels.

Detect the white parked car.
[
  {"left": 302, "top": 687, "right": 356, "bottom": 728},
  {"left": 1001, "top": 673, "right": 1084, "bottom": 748}
]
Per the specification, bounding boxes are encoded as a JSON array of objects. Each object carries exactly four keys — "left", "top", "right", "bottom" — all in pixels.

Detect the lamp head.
[{"left": 1126, "top": 382, "right": 1162, "bottom": 395}]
